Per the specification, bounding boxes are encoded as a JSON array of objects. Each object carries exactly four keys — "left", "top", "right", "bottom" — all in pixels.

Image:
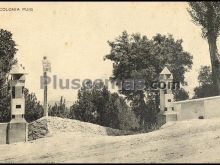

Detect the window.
[
  {"left": 16, "top": 105, "right": 21, "bottom": 109},
  {"left": 168, "top": 99, "right": 171, "bottom": 102},
  {"left": 12, "top": 115, "right": 15, "bottom": 119}
]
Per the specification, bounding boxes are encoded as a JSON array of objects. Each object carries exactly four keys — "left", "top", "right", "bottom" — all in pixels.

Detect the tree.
[
  {"left": 69, "top": 86, "right": 139, "bottom": 131},
  {"left": 198, "top": 65, "right": 213, "bottom": 86},
  {"left": 70, "top": 87, "right": 99, "bottom": 124},
  {"left": 173, "top": 88, "right": 189, "bottom": 101},
  {"left": 48, "top": 96, "right": 70, "bottom": 118},
  {"left": 0, "top": 29, "right": 17, "bottom": 122},
  {"left": 0, "top": 88, "right": 44, "bottom": 123},
  {"left": 0, "top": 29, "right": 44, "bottom": 123},
  {"left": 193, "top": 65, "right": 218, "bottom": 98},
  {"left": 0, "top": 94, "right": 10, "bottom": 122},
  {"left": 111, "top": 93, "right": 139, "bottom": 131},
  {"left": 0, "top": 29, "right": 17, "bottom": 88},
  {"left": 188, "top": 2, "right": 220, "bottom": 94},
  {"left": 24, "top": 88, "right": 44, "bottom": 122},
  {"left": 104, "top": 31, "right": 193, "bottom": 126}
]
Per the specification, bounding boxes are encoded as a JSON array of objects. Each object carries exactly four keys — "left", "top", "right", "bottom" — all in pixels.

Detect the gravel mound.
[
  {"left": 28, "top": 118, "right": 49, "bottom": 141},
  {"left": 28, "top": 116, "right": 132, "bottom": 141}
]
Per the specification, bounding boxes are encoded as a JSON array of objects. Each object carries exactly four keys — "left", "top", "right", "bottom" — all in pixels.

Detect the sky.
[{"left": 0, "top": 2, "right": 215, "bottom": 103}]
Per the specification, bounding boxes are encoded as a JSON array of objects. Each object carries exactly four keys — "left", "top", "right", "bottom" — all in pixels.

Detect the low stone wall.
[
  {"left": 0, "top": 122, "right": 28, "bottom": 144},
  {"left": 0, "top": 123, "right": 8, "bottom": 144},
  {"left": 174, "top": 96, "right": 220, "bottom": 120},
  {"left": 7, "top": 122, "right": 27, "bottom": 144}
]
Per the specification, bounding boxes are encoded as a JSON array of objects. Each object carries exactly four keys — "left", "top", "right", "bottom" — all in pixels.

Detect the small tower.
[
  {"left": 159, "top": 67, "right": 174, "bottom": 112},
  {"left": 10, "top": 63, "right": 27, "bottom": 121},
  {"left": 7, "top": 63, "right": 28, "bottom": 144},
  {"left": 157, "top": 66, "right": 177, "bottom": 125}
]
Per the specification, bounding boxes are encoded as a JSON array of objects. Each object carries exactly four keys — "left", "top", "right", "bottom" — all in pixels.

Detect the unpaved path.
[{"left": 0, "top": 117, "right": 220, "bottom": 163}]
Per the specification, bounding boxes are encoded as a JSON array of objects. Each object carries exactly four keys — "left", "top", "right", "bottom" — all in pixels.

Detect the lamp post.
[{"left": 42, "top": 56, "right": 51, "bottom": 117}]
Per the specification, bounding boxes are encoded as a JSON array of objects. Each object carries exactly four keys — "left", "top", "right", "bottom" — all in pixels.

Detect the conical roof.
[
  {"left": 10, "top": 63, "right": 27, "bottom": 75},
  {"left": 160, "top": 67, "right": 171, "bottom": 75}
]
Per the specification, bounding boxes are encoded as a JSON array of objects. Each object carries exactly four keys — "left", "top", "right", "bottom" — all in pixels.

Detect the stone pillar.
[
  {"left": 157, "top": 67, "right": 177, "bottom": 126},
  {"left": 7, "top": 63, "right": 28, "bottom": 144}
]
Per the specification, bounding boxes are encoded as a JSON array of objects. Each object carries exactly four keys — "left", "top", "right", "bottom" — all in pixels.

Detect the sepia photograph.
[{"left": 0, "top": 1, "right": 220, "bottom": 163}]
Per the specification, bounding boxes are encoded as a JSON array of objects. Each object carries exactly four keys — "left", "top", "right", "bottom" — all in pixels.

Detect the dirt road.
[{"left": 1, "top": 117, "right": 220, "bottom": 163}]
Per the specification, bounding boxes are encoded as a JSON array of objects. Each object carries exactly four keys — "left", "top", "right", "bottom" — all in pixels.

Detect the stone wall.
[
  {"left": 174, "top": 96, "right": 220, "bottom": 120},
  {"left": 7, "top": 122, "right": 27, "bottom": 144},
  {"left": 0, "top": 122, "right": 27, "bottom": 144},
  {"left": 0, "top": 123, "right": 8, "bottom": 144}
]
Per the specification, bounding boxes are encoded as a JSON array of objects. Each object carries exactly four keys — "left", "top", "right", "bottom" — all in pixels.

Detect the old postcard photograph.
[{"left": 0, "top": 1, "right": 220, "bottom": 163}]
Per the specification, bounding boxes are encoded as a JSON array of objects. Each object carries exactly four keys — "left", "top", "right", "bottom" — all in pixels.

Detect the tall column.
[
  {"left": 42, "top": 56, "right": 51, "bottom": 117},
  {"left": 43, "top": 71, "right": 48, "bottom": 117}
]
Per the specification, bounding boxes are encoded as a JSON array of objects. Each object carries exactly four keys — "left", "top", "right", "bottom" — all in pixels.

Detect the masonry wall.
[
  {"left": 0, "top": 123, "right": 8, "bottom": 144},
  {"left": 174, "top": 96, "right": 220, "bottom": 120},
  {"left": 7, "top": 122, "right": 27, "bottom": 144},
  {"left": 0, "top": 122, "right": 27, "bottom": 144}
]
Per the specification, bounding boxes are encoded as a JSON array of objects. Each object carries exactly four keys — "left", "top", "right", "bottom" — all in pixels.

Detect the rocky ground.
[
  {"left": 28, "top": 116, "right": 132, "bottom": 140},
  {"left": 1, "top": 117, "right": 220, "bottom": 163}
]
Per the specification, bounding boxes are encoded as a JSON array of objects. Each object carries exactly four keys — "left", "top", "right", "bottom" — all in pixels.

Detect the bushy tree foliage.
[
  {"left": 0, "top": 93, "right": 10, "bottom": 122},
  {"left": 69, "top": 86, "right": 139, "bottom": 131},
  {"left": 0, "top": 88, "right": 44, "bottom": 123},
  {"left": 198, "top": 66, "right": 213, "bottom": 86},
  {"left": 0, "top": 29, "right": 17, "bottom": 122},
  {"left": 0, "top": 29, "right": 43, "bottom": 123},
  {"left": 104, "top": 31, "right": 193, "bottom": 126},
  {"left": 173, "top": 88, "right": 189, "bottom": 101},
  {"left": 193, "top": 66, "right": 218, "bottom": 99},
  {"left": 24, "top": 88, "right": 44, "bottom": 122},
  {"left": 48, "top": 96, "right": 70, "bottom": 118},
  {"left": 0, "top": 29, "right": 17, "bottom": 88},
  {"left": 188, "top": 2, "right": 220, "bottom": 94}
]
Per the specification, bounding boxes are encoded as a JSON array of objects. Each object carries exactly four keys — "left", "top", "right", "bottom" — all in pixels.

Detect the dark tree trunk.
[{"left": 207, "top": 33, "right": 220, "bottom": 95}]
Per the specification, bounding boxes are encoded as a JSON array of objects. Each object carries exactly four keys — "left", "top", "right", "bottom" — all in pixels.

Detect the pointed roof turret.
[
  {"left": 9, "top": 63, "right": 27, "bottom": 75},
  {"left": 160, "top": 66, "right": 171, "bottom": 75}
]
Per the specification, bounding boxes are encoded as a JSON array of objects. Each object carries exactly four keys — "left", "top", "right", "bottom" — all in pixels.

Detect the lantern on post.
[{"left": 42, "top": 56, "right": 51, "bottom": 117}]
